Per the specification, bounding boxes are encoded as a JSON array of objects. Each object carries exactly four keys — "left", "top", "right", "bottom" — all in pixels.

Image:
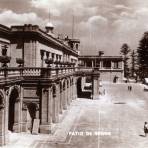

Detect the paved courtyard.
[{"left": 3, "top": 82, "right": 148, "bottom": 148}]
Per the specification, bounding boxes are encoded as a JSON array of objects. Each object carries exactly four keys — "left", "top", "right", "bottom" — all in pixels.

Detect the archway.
[
  {"left": 77, "top": 77, "right": 82, "bottom": 97},
  {"left": 27, "top": 102, "right": 38, "bottom": 132},
  {"left": 77, "top": 77, "right": 91, "bottom": 99},
  {"left": 8, "top": 88, "right": 19, "bottom": 131}
]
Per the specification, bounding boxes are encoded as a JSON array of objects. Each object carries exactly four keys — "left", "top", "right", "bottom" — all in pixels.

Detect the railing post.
[
  {"left": 20, "top": 67, "right": 23, "bottom": 76},
  {"left": 4, "top": 67, "right": 8, "bottom": 79}
]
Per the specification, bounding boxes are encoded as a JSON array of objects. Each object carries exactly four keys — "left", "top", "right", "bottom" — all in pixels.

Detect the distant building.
[{"left": 78, "top": 55, "right": 124, "bottom": 82}]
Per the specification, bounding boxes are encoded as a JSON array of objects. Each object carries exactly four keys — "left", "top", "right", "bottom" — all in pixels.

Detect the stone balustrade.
[{"left": 0, "top": 66, "right": 76, "bottom": 80}]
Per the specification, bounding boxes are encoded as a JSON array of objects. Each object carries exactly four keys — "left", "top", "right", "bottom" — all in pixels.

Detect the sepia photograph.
[{"left": 0, "top": 0, "right": 148, "bottom": 147}]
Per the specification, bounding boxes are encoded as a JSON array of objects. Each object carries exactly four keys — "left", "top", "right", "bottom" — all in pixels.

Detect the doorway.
[{"left": 8, "top": 88, "right": 19, "bottom": 131}]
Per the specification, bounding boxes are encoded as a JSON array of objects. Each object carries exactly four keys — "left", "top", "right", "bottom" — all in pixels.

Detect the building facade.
[
  {"left": 0, "top": 24, "right": 83, "bottom": 145},
  {"left": 78, "top": 55, "right": 124, "bottom": 82},
  {"left": 0, "top": 23, "right": 123, "bottom": 146}
]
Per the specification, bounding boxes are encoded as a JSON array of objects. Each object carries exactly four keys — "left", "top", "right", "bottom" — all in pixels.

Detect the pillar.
[
  {"left": 56, "top": 83, "right": 61, "bottom": 114},
  {"left": 67, "top": 80, "right": 70, "bottom": 106},
  {"left": 0, "top": 108, "right": 5, "bottom": 146},
  {"left": 21, "top": 102, "right": 28, "bottom": 132},
  {"left": 73, "top": 78, "right": 77, "bottom": 100},
  {"left": 0, "top": 90, "right": 9, "bottom": 146},
  {"left": 111, "top": 61, "right": 114, "bottom": 69},
  {"left": 59, "top": 88, "right": 63, "bottom": 114},
  {"left": 52, "top": 85, "right": 59, "bottom": 123},
  {"left": 92, "top": 70, "right": 100, "bottom": 100},
  {"left": 70, "top": 81, "right": 73, "bottom": 103},
  {"left": 59, "top": 82, "right": 63, "bottom": 114},
  {"left": 40, "top": 86, "right": 53, "bottom": 134},
  {"left": 92, "top": 60, "right": 94, "bottom": 67},
  {"left": 13, "top": 101, "right": 21, "bottom": 132},
  {"left": 62, "top": 81, "right": 67, "bottom": 110}
]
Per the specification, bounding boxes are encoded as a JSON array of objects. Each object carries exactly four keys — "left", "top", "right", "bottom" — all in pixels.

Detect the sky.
[{"left": 0, "top": 0, "right": 148, "bottom": 56}]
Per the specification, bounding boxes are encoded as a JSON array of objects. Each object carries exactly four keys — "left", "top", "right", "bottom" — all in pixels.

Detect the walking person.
[
  {"left": 130, "top": 85, "right": 132, "bottom": 91},
  {"left": 128, "top": 85, "right": 130, "bottom": 91},
  {"left": 144, "top": 122, "right": 148, "bottom": 137}
]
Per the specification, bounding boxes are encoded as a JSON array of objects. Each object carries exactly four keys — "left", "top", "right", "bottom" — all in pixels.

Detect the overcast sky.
[{"left": 0, "top": 0, "right": 148, "bottom": 56}]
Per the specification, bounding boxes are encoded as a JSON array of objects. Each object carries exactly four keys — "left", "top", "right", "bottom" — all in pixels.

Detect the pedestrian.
[
  {"left": 128, "top": 85, "right": 130, "bottom": 91},
  {"left": 130, "top": 86, "right": 132, "bottom": 91},
  {"left": 144, "top": 122, "right": 148, "bottom": 137}
]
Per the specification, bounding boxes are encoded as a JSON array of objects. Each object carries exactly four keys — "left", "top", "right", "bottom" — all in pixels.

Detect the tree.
[
  {"left": 137, "top": 32, "right": 148, "bottom": 79},
  {"left": 120, "top": 43, "right": 131, "bottom": 77},
  {"left": 130, "top": 50, "right": 137, "bottom": 77}
]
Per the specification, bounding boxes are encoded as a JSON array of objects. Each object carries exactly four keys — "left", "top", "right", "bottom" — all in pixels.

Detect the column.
[
  {"left": 111, "top": 61, "right": 114, "bottom": 69},
  {"left": 62, "top": 81, "right": 67, "bottom": 110},
  {"left": 59, "top": 88, "right": 63, "bottom": 114},
  {"left": 92, "top": 71, "right": 100, "bottom": 100},
  {"left": 71, "top": 81, "right": 74, "bottom": 100},
  {"left": 0, "top": 108, "right": 5, "bottom": 146},
  {"left": 99, "top": 61, "right": 101, "bottom": 69},
  {"left": 40, "top": 86, "right": 53, "bottom": 134},
  {"left": 0, "top": 98, "right": 5, "bottom": 146},
  {"left": 84, "top": 61, "right": 87, "bottom": 67},
  {"left": 56, "top": 84, "right": 61, "bottom": 114},
  {"left": 66, "top": 83, "right": 70, "bottom": 106},
  {"left": 0, "top": 90, "right": 9, "bottom": 146},
  {"left": 73, "top": 78, "right": 77, "bottom": 100},
  {"left": 52, "top": 85, "right": 59, "bottom": 123},
  {"left": 13, "top": 100, "right": 21, "bottom": 133},
  {"left": 40, "top": 88, "right": 49, "bottom": 133},
  {"left": 70, "top": 82, "right": 73, "bottom": 103},
  {"left": 92, "top": 60, "right": 94, "bottom": 67},
  {"left": 58, "top": 82, "right": 63, "bottom": 114},
  {"left": 21, "top": 102, "right": 28, "bottom": 132},
  {"left": 68, "top": 79, "right": 72, "bottom": 105},
  {"left": 69, "top": 82, "right": 72, "bottom": 103}
]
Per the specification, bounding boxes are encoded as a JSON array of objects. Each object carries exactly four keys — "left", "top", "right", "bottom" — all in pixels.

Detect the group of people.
[{"left": 128, "top": 85, "right": 132, "bottom": 91}]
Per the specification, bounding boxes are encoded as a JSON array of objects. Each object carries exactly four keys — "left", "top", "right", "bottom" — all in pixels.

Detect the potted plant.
[
  {"left": 0, "top": 56, "right": 11, "bottom": 67},
  {"left": 16, "top": 58, "right": 24, "bottom": 67},
  {"left": 45, "top": 58, "right": 53, "bottom": 67}
]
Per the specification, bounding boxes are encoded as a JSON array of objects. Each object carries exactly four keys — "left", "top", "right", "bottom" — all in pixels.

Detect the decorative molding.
[{"left": 0, "top": 90, "right": 5, "bottom": 110}]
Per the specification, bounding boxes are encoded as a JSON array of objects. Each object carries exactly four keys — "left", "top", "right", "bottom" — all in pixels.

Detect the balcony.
[{"left": 0, "top": 66, "right": 76, "bottom": 86}]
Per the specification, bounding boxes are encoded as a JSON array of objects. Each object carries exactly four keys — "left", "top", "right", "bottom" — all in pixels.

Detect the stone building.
[
  {"left": 0, "top": 23, "right": 121, "bottom": 146},
  {"left": 78, "top": 55, "right": 124, "bottom": 82},
  {"left": 0, "top": 23, "right": 85, "bottom": 146}
]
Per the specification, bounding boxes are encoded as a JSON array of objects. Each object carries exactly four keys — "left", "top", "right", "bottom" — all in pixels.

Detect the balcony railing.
[
  {"left": 0, "top": 67, "right": 76, "bottom": 81},
  {"left": 78, "top": 66, "right": 123, "bottom": 71}
]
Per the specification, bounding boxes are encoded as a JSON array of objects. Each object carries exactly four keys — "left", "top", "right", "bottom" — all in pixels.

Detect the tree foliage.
[
  {"left": 130, "top": 50, "right": 137, "bottom": 77},
  {"left": 120, "top": 43, "right": 131, "bottom": 77},
  {"left": 137, "top": 32, "right": 148, "bottom": 78}
]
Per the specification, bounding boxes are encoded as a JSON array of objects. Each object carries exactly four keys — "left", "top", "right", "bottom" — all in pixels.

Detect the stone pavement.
[
  {"left": 2, "top": 82, "right": 148, "bottom": 148},
  {"left": 1, "top": 99, "right": 81, "bottom": 148}
]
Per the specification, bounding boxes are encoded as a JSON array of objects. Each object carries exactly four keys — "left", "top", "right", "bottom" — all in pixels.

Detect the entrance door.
[{"left": 8, "top": 89, "right": 19, "bottom": 131}]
